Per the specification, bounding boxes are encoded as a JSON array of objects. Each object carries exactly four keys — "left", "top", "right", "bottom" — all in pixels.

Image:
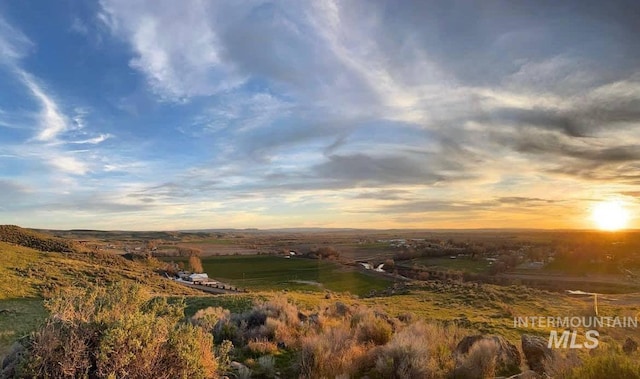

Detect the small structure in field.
[{"left": 188, "top": 273, "right": 209, "bottom": 284}]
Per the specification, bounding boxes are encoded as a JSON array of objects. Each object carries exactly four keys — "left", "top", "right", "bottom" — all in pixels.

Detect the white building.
[{"left": 188, "top": 273, "right": 209, "bottom": 283}]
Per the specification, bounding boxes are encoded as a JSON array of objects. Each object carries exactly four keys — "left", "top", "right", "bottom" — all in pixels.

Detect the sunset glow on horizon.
[
  {"left": 591, "top": 201, "right": 630, "bottom": 231},
  {"left": 0, "top": 1, "right": 639, "bottom": 230}
]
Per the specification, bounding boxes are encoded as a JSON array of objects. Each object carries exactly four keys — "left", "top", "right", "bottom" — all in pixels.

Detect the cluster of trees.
[
  {"left": 305, "top": 246, "right": 340, "bottom": 260},
  {"left": 546, "top": 233, "right": 640, "bottom": 275},
  {"left": 488, "top": 254, "right": 520, "bottom": 275},
  {"left": 163, "top": 255, "right": 204, "bottom": 276},
  {"left": 391, "top": 231, "right": 640, "bottom": 277}
]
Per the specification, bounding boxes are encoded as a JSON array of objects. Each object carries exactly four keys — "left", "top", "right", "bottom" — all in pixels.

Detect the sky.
[{"left": 0, "top": 0, "right": 639, "bottom": 230}]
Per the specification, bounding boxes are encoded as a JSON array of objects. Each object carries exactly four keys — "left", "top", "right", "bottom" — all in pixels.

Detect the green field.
[{"left": 172, "top": 255, "right": 392, "bottom": 296}]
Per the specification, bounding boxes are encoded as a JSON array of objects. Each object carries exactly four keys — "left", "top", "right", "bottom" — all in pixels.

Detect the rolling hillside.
[{"left": 0, "top": 226, "right": 201, "bottom": 357}]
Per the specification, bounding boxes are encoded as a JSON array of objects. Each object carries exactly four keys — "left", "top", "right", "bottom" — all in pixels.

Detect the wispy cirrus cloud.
[
  {"left": 0, "top": 16, "right": 33, "bottom": 63},
  {"left": 0, "top": 15, "right": 111, "bottom": 179},
  {"left": 19, "top": 71, "right": 69, "bottom": 142},
  {"left": 89, "top": 0, "right": 640, "bottom": 229},
  {"left": 1, "top": 1, "right": 639, "bottom": 229},
  {"left": 99, "top": 0, "right": 242, "bottom": 101},
  {"left": 67, "top": 134, "right": 112, "bottom": 145}
]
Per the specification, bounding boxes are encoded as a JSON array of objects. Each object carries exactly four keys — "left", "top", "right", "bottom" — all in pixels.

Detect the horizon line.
[{"left": 13, "top": 225, "right": 639, "bottom": 234}]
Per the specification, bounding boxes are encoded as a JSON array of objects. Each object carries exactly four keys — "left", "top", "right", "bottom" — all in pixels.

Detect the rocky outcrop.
[
  {"left": 0, "top": 341, "right": 27, "bottom": 379},
  {"left": 521, "top": 334, "right": 554, "bottom": 375},
  {"left": 230, "top": 361, "right": 251, "bottom": 377}
]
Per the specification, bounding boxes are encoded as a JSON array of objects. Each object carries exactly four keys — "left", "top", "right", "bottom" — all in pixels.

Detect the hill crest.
[{"left": 0, "top": 225, "right": 77, "bottom": 253}]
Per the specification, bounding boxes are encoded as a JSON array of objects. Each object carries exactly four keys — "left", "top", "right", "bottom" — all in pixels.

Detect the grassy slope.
[
  {"left": 0, "top": 241, "right": 202, "bottom": 357},
  {"left": 183, "top": 281, "right": 640, "bottom": 355}
]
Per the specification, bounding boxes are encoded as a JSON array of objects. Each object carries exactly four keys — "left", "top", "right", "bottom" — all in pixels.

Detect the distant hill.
[
  {"left": 41, "top": 228, "right": 212, "bottom": 241},
  {"left": 0, "top": 225, "right": 77, "bottom": 253}
]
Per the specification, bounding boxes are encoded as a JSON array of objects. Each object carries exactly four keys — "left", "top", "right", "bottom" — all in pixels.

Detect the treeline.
[
  {"left": 304, "top": 246, "right": 340, "bottom": 260},
  {"left": 0, "top": 225, "right": 77, "bottom": 253}
]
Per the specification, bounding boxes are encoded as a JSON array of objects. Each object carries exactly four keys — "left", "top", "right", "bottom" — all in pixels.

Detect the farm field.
[
  {"left": 175, "top": 242, "right": 258, "bottom": 256},
  {"left": 167, "top": 255, "right": 393, "bottom": 296}
]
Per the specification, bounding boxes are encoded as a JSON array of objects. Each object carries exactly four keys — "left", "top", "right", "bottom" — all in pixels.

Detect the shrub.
[
  {"left": 455, "top": 339, "right": 498, "bottom": 379},
  {"left": 257, "top": 295, "right": 301, "bottom": 326},
  {"left": 191, "top": 307, "right": 230, "bottom": 332},
  {"left": 228, "top": 296, "right": 305, "bottom": 347},
  {"left": 243, "top": 309, "right": 268, "bottom": 329},
  {"left": 374, "top": 322, "right": 459, "bottom": 379},
  {"left": 374, "top": 322, "right": 434, "bottom": 379},
  {"left": 352, "top": 310, "right": 392, "bottom": 346},
  {"left": 256, "top": 355, "right": 276, "bottom": 377},
  {"left": 20, "top": 318, "right": 96, "bottom": 377},
  {"left": 165, "top": 323, "right": 217, "bottom": 378},
  {"left": 12, "top": 283, "right": 218, "bottom": 379},
  {"left": 215, "top": 339, "right": 234, "bottom": 374},
  {"left": 213, "top": 317, "right": 242, "bottom": 346},
  {"left": 332, "top": 301, "right": 353, "bottom": 317},
  {"left": 299, "top": 325, "right": 366, "bottom": 378},
  {"left": 264, "top": 317, "right": 299, "bottom": 348},
  {"left": 247, "top": 339, "right": 279, "bottom": 355},
  {"left": 384, "top": 258, "right": 395, "bottom": 269}
]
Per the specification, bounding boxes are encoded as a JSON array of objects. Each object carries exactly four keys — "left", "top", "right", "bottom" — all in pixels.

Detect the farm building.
[{"left": 188, "top": 273, "right": 209, "bottom": 283}]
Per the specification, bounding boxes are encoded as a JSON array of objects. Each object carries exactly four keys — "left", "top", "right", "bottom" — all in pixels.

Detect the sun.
[{"left": 591, "top": 201, "right": 630, "bottom": 231}]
